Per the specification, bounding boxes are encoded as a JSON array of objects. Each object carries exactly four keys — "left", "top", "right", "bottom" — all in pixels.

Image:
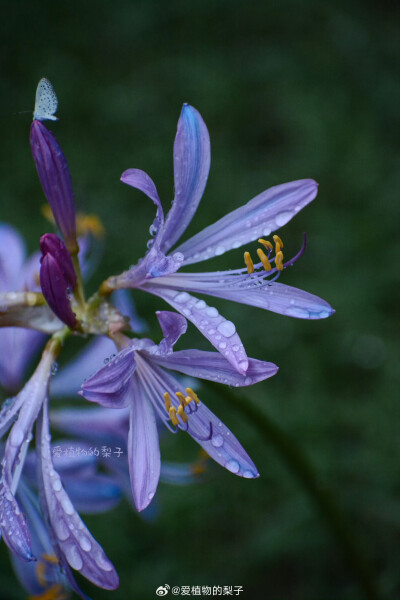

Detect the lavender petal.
[
  {"left": 151, "top": 364, "right": 259, "bottom": 478},
  {"left": 159, "top": 104, "right": 211, "bottom": 253},
  {"left": 150, "top": 272, "right": 334, "bottom": 320},
  {"left": 121, "top": 168, "right": 164, "bottom": 239},
  {"left": 155, "top": 310, "right": 187, "bottom": 354},
  {"left": 128, "top": 377, "right": 161, "bottom": 511},
  {"left": 0, "top": 224, "right": 26, "bottom": 291},
  {"left": 0, "top": 292, "right": 64, "bottom": 333},
  {"left": 79, "top": 346, "right": 136, "bottom": 408},
  {"left": 150, "top": 349, "right": 278, "bottom": 386},
  {"left": 63, "top": 474, "right": 121, "bottom": 514},
  {"left": 174, "top": 179, "right": 318, "bottom": 265},
  {"left": 0, "top": 481, "right": 34, "bottom": 561},
  {"left": 143, "top": 286, "right": 249, "bottom": 374},
  {"left": 37, "top": 399, "right": 119, "bottom": 590}
]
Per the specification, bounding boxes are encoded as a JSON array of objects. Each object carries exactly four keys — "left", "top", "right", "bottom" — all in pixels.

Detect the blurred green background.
[{"left": 0, "top": 0, "right": 399, "bottom": 598}]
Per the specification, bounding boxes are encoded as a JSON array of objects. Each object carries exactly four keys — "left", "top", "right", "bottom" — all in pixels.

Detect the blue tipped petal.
[
  {"left": 159, "top": 104, "right": 211, "bottom": 253},
  {"left": 175, "top": 179, "right": 318, "bottom": 265}
]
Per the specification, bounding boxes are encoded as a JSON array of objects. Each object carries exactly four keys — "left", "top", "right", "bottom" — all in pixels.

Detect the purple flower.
[
  {"left": 0, "top": 224, "right": 45, "bottom": 392},
  {"left": 79, "top": 311, "right": 278, "bottom": 512},
  {"left": 102, "top": 104, "right": 334, "bottom": 374},
  {"left": 39, "top": 233, "right": 78, "bottom": 329},
  {"left": 30, "top": 120, "right": 78, "bottom": 254}
]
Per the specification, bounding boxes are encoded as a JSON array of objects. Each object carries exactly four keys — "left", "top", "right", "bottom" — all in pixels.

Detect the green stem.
[{"left": 205, "top": 382, "right": 384, "bottom": 600}]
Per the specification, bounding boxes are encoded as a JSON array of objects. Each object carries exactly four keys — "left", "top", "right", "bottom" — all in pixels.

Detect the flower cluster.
[{"left": 0, "top": 78, "right": 333, "bottom": 598}]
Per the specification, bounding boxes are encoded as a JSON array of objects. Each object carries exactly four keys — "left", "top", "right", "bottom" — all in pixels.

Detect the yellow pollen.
[
  {"left": 256, "top": 248, "right": 272, "bottom": 272},
  {"left": 41, "top": 204, "right": 55, "bottom": 224},
  {"left": 273, "top": 234, "right": 284, "bottom": 248},
  {"left": 42, "top": 554, "right": 59, "bottom": 565},
  {"left": 243, "top": 251, "right": 254, "bottom": 274},
  {"left": 169, "top": 406, "right": 179, "bottom": 426},
  {"left": 177, "top": 404, "right": 189, "bottom": 423},
  {"left": 29, "top": 584, "right": 68, "bottom": 600},
  {"left": 186, "top": 388, "right": 200, "bottom": 404},
  {"left": 175, "top": 391, "right": 187, "bottom": 406},
  {"left": 276, "top": 251, "right": 284, "bottom": 271},
  {"left": 76, "top": 212, "right": 105, "bottom": 238},
  {"left": 164, "top": 392, "right": 171, "bottom": 412},
  {"left": 258, "top": 238, "right": 273, "bottom": 250}
]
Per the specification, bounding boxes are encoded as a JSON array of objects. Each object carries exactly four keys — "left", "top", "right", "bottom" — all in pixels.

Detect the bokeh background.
[{"left": 0, "top": 1, "right": 399, "bottom": 598}]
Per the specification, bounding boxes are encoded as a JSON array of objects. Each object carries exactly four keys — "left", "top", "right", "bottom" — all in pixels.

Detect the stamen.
[
  {"left": 276, "top": 251, "right": 284, "bottom": 271},
  {"left": 243, "top": 251, "right": 254, "bottom": 274},
  {"left": 164, "top": 392, "right": 171, "bottom": 412},
  {"left": 169, "top": 406, "right": 179, "bottom": 426},
  {"left": 258, "top": 238, "right": 273, "bottom": 251},
  {"left": 28, "top": 584, "right": 68, "bottom": 600},
  {"left": 273, "top": 234, "right": 284, "bottom": 249},
  {"left": 177, "top": 404, "right": 189, "bottom": 423},
  {"left": 256, "top": 248, "right": 272, "bottom": 271},
  {"left": 175, "top": 391, "right": 187, "bottom": 406},
  {"left": 186, "top": 388, "right": 200, "bottom": 404}
]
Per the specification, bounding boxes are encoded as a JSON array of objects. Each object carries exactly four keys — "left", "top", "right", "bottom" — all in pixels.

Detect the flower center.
[
  {"left": 164, "top": 387, "right": 200, "bottom": 426},
  {"left": 244, "top": 234, "right": 284, "bottom": 274}
]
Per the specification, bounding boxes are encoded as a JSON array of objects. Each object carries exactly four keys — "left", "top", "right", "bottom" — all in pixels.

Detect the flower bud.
[
  {"left": 40, "top": 234, "right": 77, "bottom": 328},
  {"left": 30, "top": 120, "right": 78, "bottom": 254}
]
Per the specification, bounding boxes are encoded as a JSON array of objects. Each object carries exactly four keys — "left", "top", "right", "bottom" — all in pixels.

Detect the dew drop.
[
  {"left": 217, "top": 321, "right": 236, "bottom": 337},
  {"left": 275, "top": 211, "right": 293, "bottom": 227},
  {"left": 225, "top": 459, "right": 240, "bottom": 474},
  {"left": 175, "top": 292, "right": 190, "bottom": 304},
  {"left": 52, "top": 478, "right": 62, "bottom": 492},
  {"left": 60, "top": 495, "right": 75, "bottom": 515},
  {"left": 219, "top": 342, "right": 227, "bottom": 349},
  {"left": 285, "top": 306, "right": 310, "bottom": 318},
  {"left": 195, "top": 299, "right": 206, "bottom": 309},
  {"left": 214, "top": 245, "right": 225, "bottom": 256},
  {"left": 263, "top": 227, "right": 271, "bottom": 236},
  {"left": 206, "top": 307, "right": 219, "bottom": 317},
  {"left": 96, "top": 552, "right": 113, "bottom": 572},
  {"left": 65, "top": 545, "right": 83, "bottom": 570},
  {"left": 244, "top": 377, "right": 252, "bottom": 385},
  {"left": 148, "top": 491, "right": 155, "bottom": 500},
  {"left": 207, "top": 329, "right": 215, "bottom": 335},
  {"left": 211, "top": 434, "right": 224, "bottom": 448},
  {"left": 79, "top": 535, "right": 92, "bottom": 552},
  {"left": 242, "top": 470, "right": 255, "bottom": 479}
]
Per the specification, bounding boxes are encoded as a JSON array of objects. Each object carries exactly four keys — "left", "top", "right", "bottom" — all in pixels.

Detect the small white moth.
[{"left": 33, "top": 77, "right": 58, "bottom": 121}]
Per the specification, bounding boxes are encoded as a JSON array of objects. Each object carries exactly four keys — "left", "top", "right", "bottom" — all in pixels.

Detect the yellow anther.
[
  {"left": 29, "top": 584, "right": 68, "bottom": 600},
  {"left": 164, "top": 392, "right": 171, "bottom": 412},
  {"left": 169, "top": 406, "right": 179, "bottom": 426},
  {"left": 256, "top": 248, "right": 272, "bottom": 272},
  {"left": 177, "top": 404, "right": 189, "bottom": 423},
  {"left": 276, "top": 251, "right": 284, "bottom": 271},
  {"left": 42, "top": 554, "right": 59, "bottom": 565},
  {"left": 175, "top": 391, "right": 187, "bottom": 406},
  {"left": 186, "top": 388, "right": 200, "bottom": 404},
  {"left": 273, "top": 234, "right": 284, "bottom": 249},
  {"left": 36, "top": 562, "right": 48, "bottom": 587},
  {"left": 258, "top": 238, "right": 273, "bottom": 251},
  {"left": 76, "top": 212, "right": 105, "bottom": 238},
  {"left": 41, "top": 204, "right": 55, "bottom": 224},
  {"left": 243, "top": 251, "right": 254, "bottom": 274}
]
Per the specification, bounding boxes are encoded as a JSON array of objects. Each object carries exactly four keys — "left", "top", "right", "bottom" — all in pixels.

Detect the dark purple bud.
[
  {"left": 40, "top": 233, "right": 77, "bottom": 289},
  {"left": 30, "top": 120, "right": 78, "bottom": 253},
  {"left": 40, "top": 253, "right": 77, "bottom": 329}
]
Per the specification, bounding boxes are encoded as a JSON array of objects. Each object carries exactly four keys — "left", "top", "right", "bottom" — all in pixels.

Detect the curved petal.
[
  {"left": 37, "top": 399, "right": 119, "bottom": 590},
  {"left": 149, "top": 272, "right": 334, "bottom": 320},
  {"left": 51, "top": 336, "right": 117, "bottom": 398},
  {"left": 121, "top": 168, "right": 164, "bottom": 239},
  {"left": 0, "top": 292, "right": 64, "bottom": 333},
  {"left": 174, "top": 179, "right": 318, "bottom": 265},
  {"left": 145, "top": 362, "right": 258, "bottom": 479},
  {"left": 0, "top": 481, "right": 34, "bottom": 561},
  {"left": 159, "top": 104, "right": 211, "bottom": 253},
  {"left": 127, "top": 377, "right": 161, "bottom": 512},
  {"left": 143, "top": 286, "right": 249, "bottom": 374},
  {"left": 78, "top": 346, "right": 136, "bottom": 408},
  {"left": 156, "top": 310, "right": 187, "bottom": 354},
  {"left": 149, "top": 349, "right": 278, "bottom": 386},
  {"left": 63, "top": 474, "right": 122, "bottom": 514},
  {"left": 0, "top": 224, "right": 26, "bottom": 291}
]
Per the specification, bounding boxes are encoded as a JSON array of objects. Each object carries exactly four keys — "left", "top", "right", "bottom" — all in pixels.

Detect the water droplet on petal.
[
  {"left": 275, "top": 210, "right": 294, "bottom": 227},
  {"left": 217, "top": 321, "right": 236, "bottom": 337},
  {"left": 148, "top": 491, "right": 155, "bottom": 500},
  {"left": 242, "top": 469, "right": 255, "bottom": 479},
  {"left": 195, "top": 299, "right": 206, "bottom": 309},
  {"left": 65, "top": 545, "right": 83, "bottom": 570},
  {"left": 214, "top": 245, "right": 225, "bottom": 256},
  {"left": 206, "top": 307, "right": 219, "bottom": 317},
  {"left": 225, "top": 459, "right": 240, "bottom": 474},
  {"left": 219, "top": 342, "right": 227, "bottom": 349},
  {"left": 52, "top": 478, "right": 62, "bottom": 492},
  {"left": 175, "top": 292, "right": 190, "bottom": 304},
  {"left": 79, "top": 535, "right": 92, "bottom": 552},
  {"left": 211, "top": 434, "right": 224, "bottom": 448}
]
